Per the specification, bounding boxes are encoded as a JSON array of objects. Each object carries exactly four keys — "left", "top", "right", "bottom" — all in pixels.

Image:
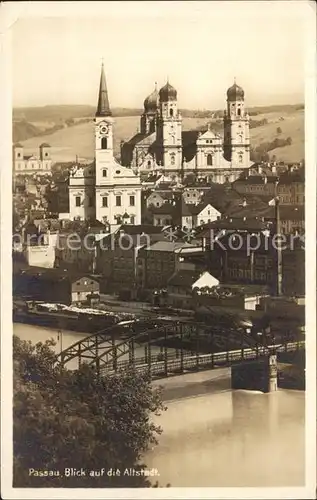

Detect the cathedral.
[
  {"left": 68, "top": 64, "right": 252, "bottom": 225},
  {"left": 121, "top": 79, "right": 251, "bottom": 184}
]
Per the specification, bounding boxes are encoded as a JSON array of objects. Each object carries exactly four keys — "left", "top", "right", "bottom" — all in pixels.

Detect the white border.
[{"left": 1, "top": 1, "right": 316, "bottom": 499}]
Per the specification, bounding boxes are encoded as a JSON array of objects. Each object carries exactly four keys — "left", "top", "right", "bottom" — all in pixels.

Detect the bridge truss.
[{"left": 57, "top": 318, "right": 305, "bottom": 379}]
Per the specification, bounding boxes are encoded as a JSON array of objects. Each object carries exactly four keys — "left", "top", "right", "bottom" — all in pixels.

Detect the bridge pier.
[{"left": 231, "top": 354, "right": 278, "bottom": 393}]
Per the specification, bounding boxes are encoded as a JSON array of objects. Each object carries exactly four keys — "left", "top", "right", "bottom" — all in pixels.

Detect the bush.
[
  {"left": 13, "top": 336, "right": 166, "bottom": 488},
  {"left": 276, "top": 127, "right": 282, "bottom": 134}
]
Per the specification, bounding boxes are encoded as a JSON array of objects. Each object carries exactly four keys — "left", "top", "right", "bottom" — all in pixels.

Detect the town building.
[
  {"left": 136, "top": 240, "right": 196, "bottom": 292},
  {"left": 121, "top": 80, "right": 251, "bottom": 184},
  {"left": 232, "top": 166, "right": 305, "bottom": 206},
  {"left": 68, "top": 64, "right": 142, "bottom": 226},
  {"left": 95, "top": 224, "right": 167, "bottom": 294},
  {"left": 13, "top": 143, "right": 52, "bottom": 176}
]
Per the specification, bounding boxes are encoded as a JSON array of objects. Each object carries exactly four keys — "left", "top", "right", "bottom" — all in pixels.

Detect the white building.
[
  {"left": 68, "top": 64, "right": 142, "bottom": 226},
  {"left": 121, "top": 79, "right": 251, "bottom": 184},
  {"left": 13, "top": 143, "right": 52, "bottom": 176}
]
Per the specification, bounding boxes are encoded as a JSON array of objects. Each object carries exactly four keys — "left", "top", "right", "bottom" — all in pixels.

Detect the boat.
[{"left": 13, "top": 300, "right": 127, "bottom": 333}]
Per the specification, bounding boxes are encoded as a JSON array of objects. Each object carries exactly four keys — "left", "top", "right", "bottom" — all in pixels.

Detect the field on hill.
[{"left": 17, "top": 108, "right": 304, "bottom": 164}]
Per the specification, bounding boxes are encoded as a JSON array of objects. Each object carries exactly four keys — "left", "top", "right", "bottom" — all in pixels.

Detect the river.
[{"left": 14, "top": 323, "right": 305, "bottom": 487}]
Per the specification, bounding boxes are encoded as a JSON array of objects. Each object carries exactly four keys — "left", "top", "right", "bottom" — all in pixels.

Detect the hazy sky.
[{"left": 11, "top": 1, "right": 309, "bottom": 109}]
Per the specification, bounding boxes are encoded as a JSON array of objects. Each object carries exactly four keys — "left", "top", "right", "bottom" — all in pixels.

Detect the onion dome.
[
  {"left": 227, "top": 81, "right": 244, "bottom": 101},
  {"left": 159, "top": 81, "right": 177, "bottom": 102},
  {"left": 144, "top": 83, "right": 159, "bottom": 112}
]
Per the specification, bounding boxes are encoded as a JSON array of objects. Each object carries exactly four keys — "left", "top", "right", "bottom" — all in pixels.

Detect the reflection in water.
[
  {"left": 145, "top": 387, "right": 305, "bottom": 487},
  {"left": 14, "top": 323, "right": 305, "bottom": 487}
]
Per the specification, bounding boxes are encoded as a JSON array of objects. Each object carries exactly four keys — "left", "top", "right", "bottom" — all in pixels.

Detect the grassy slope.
[{"left": 19, "top": 110, "right": 304, "bottom": 163}]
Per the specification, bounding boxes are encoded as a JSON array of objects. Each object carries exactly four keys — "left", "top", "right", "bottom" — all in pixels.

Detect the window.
[
  {"left": 75, "top": 196, "right": 81, "bottom": 207},
  {"left": 102, "top": 169, "right": 107, "bottom": 177},
  {"left": 156, "top": 202, "right": 160, "bottom": 207},
  {"left": 17, "top": 153, "right": 21, "bottom": 158},
  {"left": 101, "top": 137, "right": 107, "bottom": 149},
  {"left": 170, "top": 153, "right": 175, "bottom": 166},
  {"left": 102, "top": 196, "right": 108, "bottom": 207},
  {"left": 130, "top": 195, "right": 135, "bottom": 206},
  {"left": 170, "top": 108, "right": 174, "bottom": 117},
  {"left": 239, "top": 154, "right": 243, "bottom": 163},
  {"left": 130, "top": 215, "right": 135, "bottom": 224},
  {"left": 147, "top": 160, "right": 151, "bottom": 166},
  {"left": 237, "top": 108, "right": 241, "bottom": 116},
  {"left": 116, "top": 195, "right": 121, "bottom": 206},
  {"left": 116, "top": 170, "right": 121, "bottom": 174},
  {"left": 88, "top": 196, "right": 93, "bottom": 207},
  {"left": 207, "top": 154, "right": 213, "bottom": 166}
]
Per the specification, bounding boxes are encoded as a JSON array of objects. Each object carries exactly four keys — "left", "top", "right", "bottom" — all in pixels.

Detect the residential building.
[
  {"left": 136, "top": 240, "right": 195, "bottom": 290},
  {"left": 95, "top": 224, "right": 166, "bottom": 292}
]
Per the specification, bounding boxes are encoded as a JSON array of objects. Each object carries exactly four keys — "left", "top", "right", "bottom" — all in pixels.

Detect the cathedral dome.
[
  {"left": 144, "top": 84, "right": 159, "bottom": 112},
  {"left": 227, "top": 82, "right": 244, "bottom": 101},
  {"left": 159, "top": 81, "right": 177, "bottom": 101}
]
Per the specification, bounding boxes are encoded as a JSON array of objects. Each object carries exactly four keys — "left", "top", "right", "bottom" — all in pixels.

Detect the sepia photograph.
[{"left": 1, "top": 1, "right": 316, "bottom": 498}]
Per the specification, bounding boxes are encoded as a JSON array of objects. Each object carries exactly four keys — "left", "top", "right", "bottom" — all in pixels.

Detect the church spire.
[{"left": 96, "top": 62, "right": 112, "bottom": 117}]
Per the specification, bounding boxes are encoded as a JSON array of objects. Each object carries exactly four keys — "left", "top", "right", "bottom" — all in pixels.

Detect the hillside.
[{"left": 15, "top": 106, "right": 304, "bottom": 164}]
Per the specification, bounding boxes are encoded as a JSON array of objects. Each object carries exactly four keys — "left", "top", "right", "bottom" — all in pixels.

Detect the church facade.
[
  {"left": 121, "top": 80, "right": 251, "bottom": 184},
  {"left": 68, "top": 64, "right": 142, "bottom": 225}
]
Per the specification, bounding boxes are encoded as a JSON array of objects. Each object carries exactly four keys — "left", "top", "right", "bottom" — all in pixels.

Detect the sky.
[{"left": 10, "top": 1, "right": 310, "bottom": 110}]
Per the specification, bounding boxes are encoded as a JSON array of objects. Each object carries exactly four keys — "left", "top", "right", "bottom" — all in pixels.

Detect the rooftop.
[{"left": 146, "top": 241, "right": 194, "bottom": 253}]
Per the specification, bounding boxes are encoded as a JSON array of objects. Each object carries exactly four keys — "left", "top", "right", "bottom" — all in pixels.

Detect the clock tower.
[
  {"left": 95, "top": 62, "right": 115, "bottom": 186},
  {"left": 157, "top": 80, "right": 182, "bottom": 173}
]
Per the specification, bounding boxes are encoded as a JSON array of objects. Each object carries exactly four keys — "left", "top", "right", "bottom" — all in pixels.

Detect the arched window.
[
  {"left": 170, "top": 108, "right": 174, "bottom": 117},
  {"left": 170, "top": 154, "right": 176, "bottom": 166},
  {"left": 207, "top": 154, "right": 213, "bottom": 166},
  {"left": 101, "top": 137, "right": 108, "bottom": 150},
  {"left": 239, "top": 154, "right": 243, "bottom": 163},
  {"left": 237, "top": 108, "right": 241, "bottom": 116},
  {"left": 147, "top": 160, "right": 151, "bottom": 166}
]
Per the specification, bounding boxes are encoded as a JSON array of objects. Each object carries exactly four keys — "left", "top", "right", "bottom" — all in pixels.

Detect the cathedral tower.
[
  {"left": 157, "top": 80, "right": 182, "bottom": 171},
  {"left": 223, "top": 81, "right": 250, "bottom": 168},
  {"left": 140, "top": 83, "right": 159, "bottom": 135}
]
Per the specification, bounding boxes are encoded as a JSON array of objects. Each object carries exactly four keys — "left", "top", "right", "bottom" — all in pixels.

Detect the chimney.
[{"left": 274, "top": 184, "right": 283, "bottom": 297}]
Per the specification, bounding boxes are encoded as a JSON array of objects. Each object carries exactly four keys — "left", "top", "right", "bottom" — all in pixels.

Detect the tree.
[
  {"left": 13, "top": 336, "right": 166, "bottom": 488},
  {"left": 286, "top": 136, "right": 292, "bottom": 145},
  {"left": 276, "top": 127, "right": 282, "bottom": 134}
]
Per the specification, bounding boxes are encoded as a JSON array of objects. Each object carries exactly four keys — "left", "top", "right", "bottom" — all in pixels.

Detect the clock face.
[{"left": 99, "top": 123, "right": 109, "bottom": 136}]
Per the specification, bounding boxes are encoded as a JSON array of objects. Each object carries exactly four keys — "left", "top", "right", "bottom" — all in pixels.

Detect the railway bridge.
[{"left": 57, "top": 318, "right": 305, "bottom": 391}]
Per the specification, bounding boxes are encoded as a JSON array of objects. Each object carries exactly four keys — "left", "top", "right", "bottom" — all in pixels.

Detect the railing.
[{"left": 100, "top": 340, "right": 305, "bottom": 378}]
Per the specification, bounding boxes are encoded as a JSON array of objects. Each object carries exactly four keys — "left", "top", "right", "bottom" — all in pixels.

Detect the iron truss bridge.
[{"left": 57, "top": 318, "right": 305, "bottom": 379}]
